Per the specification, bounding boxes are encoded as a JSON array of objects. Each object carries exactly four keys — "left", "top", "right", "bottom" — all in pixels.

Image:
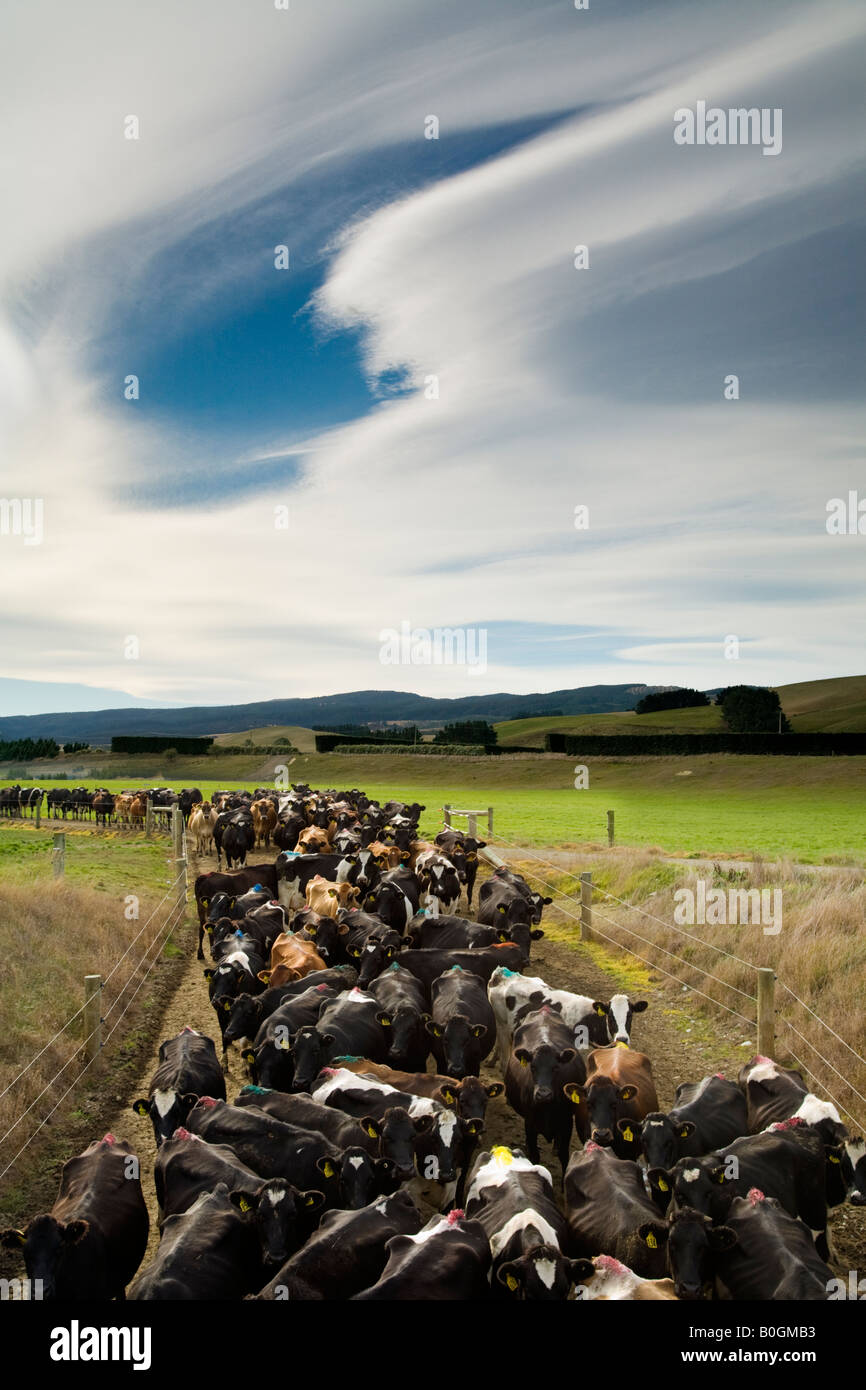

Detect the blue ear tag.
[
  {"left": 254, "top": 884, "right": 262, "bottom": 891},
  {"left": 235, "top": 929, "right": 243, "bottom": 938}
]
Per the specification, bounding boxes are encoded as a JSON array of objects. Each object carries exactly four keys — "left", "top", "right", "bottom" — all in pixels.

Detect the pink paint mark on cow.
[
  {"left": 101, "top": 1133, "right": 116, "bottom": 1145},
  {"left": 748, "top": 1188, "right": 765, "bottom": 1205},
  {"left": 772, "top": 1117, "right": 804, "bottom": 1131},
  {"left": 585, "top": 1142, "right": 602, "bottom": 1153},
  {"left": 595, "top": 1255, "right": 628, "bottom": 1273},
  {"left": 181, "top": 1025, "right": 197, "bottom": 1033},
  {"left": 197, "top": 1096, "right": 219, "bottom": 1109},
  {"left": 753, "top": 1055, "right": 772, "bottom": 1065},
  {"left": 446, "top": 1209, "right": 464, "bottom": 1225},
  {"left": 320, "top": 1067, "right": 337, "bottom": 1077},
  {"left": 173, "top": 1127, "right": 192, "bottom": 1140},
  {"left": 316, "top": 984, "right": 329, "bottom": 992},
  {"left": 715, "top": 1072, "right": 726, "bottom": 1079}
]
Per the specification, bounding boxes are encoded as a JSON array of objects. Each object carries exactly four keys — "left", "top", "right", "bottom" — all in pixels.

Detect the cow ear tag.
[
  {"left": 323, "top": 1161, "right": 335, "bottom": 1178},
  {"left": 505, "top": 1273, "right": 519, "bottom": 1292},
  {"left": 645, "top": 1232, "right": 658, "bottom": 1249},
  {"left": 829, "top": 1154, "right": 841, "bottom": 1164},
  {"left": 594, "top": 1004, "right": 606, "bottom": 1016},
  {"left": 622, "top": 1126, "right": 633, "bottom": 1144},
  {"left": 367, "top": 1125, "right": 378, "bottom": 1138},
  {"left": 658, "top": 1177, "right": 669, "bottom": 1192},
  {"left": 238, "top": 1197, "right": 251, "bottom": 1212},
  {"left": 679, "top": 1126, "right": 690, "bottom": 1139}
]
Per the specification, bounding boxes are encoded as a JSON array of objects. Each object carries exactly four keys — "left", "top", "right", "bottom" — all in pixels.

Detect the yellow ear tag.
[
  {"left": 491, "top": 1145, "right": 513, "bottom": 1166},
  {"left": 622, "top": 1126, "right": 633, "bottom": 1144},
  {"left": 367, "top": 1125, "right": 378, "bottom": 1138},
  {"left": 305, "top": 1195, "right": 317, "bottom": 1206},
  {"left": 239, "top": 1197, "right": 251, "bottom": 1212},
  {"left": 658, "top": 1177, "right": 669, "bottom": 1192},
  {"left": 829, "top": 1154, "right": 841, "bottom": 1164},
  {"left": 716, "top": 1172, "right": 726, "bottom": 1183},
  {"left": 519, "top": 1056, "right": 529, "bottom": 1067},
  {"left": 279, "top": 1038, "right": 290, "bottom": 1050},
  {"left": 570, "top": 1091, "right": 580, "bottom": 1105},
  {"left": 505, "top": 1274, "right": 519, "bottom": 1292},
  {"left": 645, "top": 1232, "right": 658, "bottom": 1249},
  {"left": 323, "top": 1161, "right": 335, "bottom": 1178},
  {"left": 381, "top": 1018, "right": 391, "bottom": 1027},
  {"left": 595, "top": 1005, "right": 606, "bottom": 1016}
]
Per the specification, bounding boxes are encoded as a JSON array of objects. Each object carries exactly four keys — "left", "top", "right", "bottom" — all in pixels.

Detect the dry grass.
[
  {"left": 0, "top": 879, "right": 178, "bottom": 1184},
  {"left": 506, "top": 848, "right": 866, "bottom": 1135}
]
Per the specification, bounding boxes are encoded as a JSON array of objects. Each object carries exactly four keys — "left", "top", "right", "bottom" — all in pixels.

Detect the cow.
[
  {"left": 131, "top": 1027, "right": 225, "bottom": 1147},
  {"left": 194, "top": 865, "right": 278, "bottom": 957},
  {"left": 505, "top": 1006, "right": 587, "bottom": 1179},
  {"left": 154, "top": 1130, "right": 322, "bottom": 1269},
  {"left": 398, "top": 943, "right": 526, "bottom": 998},
  {"left": 129, "top": 1185, "right": 279, "bottom": 1300},
  {"left": 367, "top": 963, "right": 430, "bottom": 1071},
  {"left": 427, "top": 966, "right": 495, "bottom": 1081},
  {"left": 366, "top": 840, "right": 407, "bottom": 870},
  {"left": 246, "top": 982, "right": 343, "bottom": 1089},
  {"left": 479, "top": 870, "right": 551, "bottom": 928},
  {"left": 362, "top": 867, "right": 419, "bottom": 934},
  {"left": 564, "top": 1143, "right": 668, "bottom": 1279},
  {"left": 435, "top": 828, "right": 486, "bottom": 906},
  {"left": 414, "top": 851, "right": 462, "bottom": 917},
  {"left": 183, "top": 1097, "right": 397, "bottom": 1210},
  {"left": 334, "top": 1060, "right": 503, "bottom": 1132},
  {"left": 313, "top": 1068, "right": 475, "bottom": 1201},
  {"left": 235, "top": 1088, "right": 409, "bottom": 1183},
  {"left": 408, "top": 913, "right": 499, "bottom": 952},
  {"left": 255, "top": 1190, "right": 423, "bottom": 1301},
  {"left": 659, "top": 1127, "right": 830, "bottom": 1258},
  {"left": 261, "top": 932, "right": 326, "bottom": 985},
  {"left": 188, "top": 801, "right": 217, "bottom": 856},
  {"left": 221, "top": 966, "right": 358, "bottom": 1055},
  {"left": 775, "top": 1097, "right": 866, "bottom": 1206},
  {"left": 305, "top": 875, "right": 361, "bottom": 918},
  {"left": 352, "top": 1210, "right": 491, "bottom": 1300},
  {"left": 668, "top": 1190, "right": 833, "bottom": 1302},
  {"left": 251, "top": 798, "right": 277, "bottom": 848},
  {"left": 616, "top": 1074, "right": 749, "bottom": 1168},
  {"left": 178, "top": 788, "right": 203, "bottom": 825},
  {"left": 564, "top": 1046, "right": 659, "bottom": 1149},
  {"left": 295, "top": 826, "right": 331, "bottom": 855},
  {"left": 92, "top": 790, "right": 114, "bottom": 826},
  {"left": 275, "top": 851, "right": 346, "bottom": 911},
  {"left": 1, "top": 1135, "right": 148, "bottom": 1300},
  {"left": 221, "top": 813, "right": 254, "bottom": 869},
  {"left": 465, "top": 1145, "right": 577, "bottom": 1299},
  {"left": 574, "top": 1254, "right": 678, "bottom": 1301},
  {"left": 285, "top": 990, "right": 393, "bottom": 1090},
  {"left": 738, "top": 1055, "right": 809, "bottom": 1132},
  {"left": 487, "top": 968, "right": 611, "bottom": 1068}
]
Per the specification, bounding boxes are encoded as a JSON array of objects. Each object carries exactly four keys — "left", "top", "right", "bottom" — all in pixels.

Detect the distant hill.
[
  {"left": 0, "top": 684, "right": 660, "bottom": 746},
  {"left": 773, "top": 675, "right": 866, "bottom": 732}
]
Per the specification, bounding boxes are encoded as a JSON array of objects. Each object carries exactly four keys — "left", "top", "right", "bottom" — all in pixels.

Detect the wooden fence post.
[
  {"left": 52, "top": 832, "right": 66, "bottom": 878},
  {"left": 84, "top": 975, "right": 102, "bottom": 1062},
  {"left": 145, "top": 797, "right": 154, "bottom": 838},
  {"left": 487, "top": 806, "right": 494, "bottom": 836},
  {"left": 468, "top": 813, "right": 477, "bottom": 839},
  {"left": 171, "top": 805, "right": 187, "bottom": 916},
  {"left": 757, "top": 968, "right": 776, "bottom": 1059},
  {"left": 443, "top": 803, "right": 451, "bottom": 828},
  {"left": 580, "top": 872, "right": 593, "bottom": 942},
  {"left": 607, "top": 810, "right": 615, "bottom": 847},
  {"left": 35, "top": 795, "right": 41, "bottom": 828}
]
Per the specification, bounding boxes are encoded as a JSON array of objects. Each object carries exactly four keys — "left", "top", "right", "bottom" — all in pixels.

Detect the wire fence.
[
  {"left": 476, "top": 825, "right": 866, "bottom": 1135},
  {"left": 0, "top": 866, "right": 189, "bottom": 1187}
]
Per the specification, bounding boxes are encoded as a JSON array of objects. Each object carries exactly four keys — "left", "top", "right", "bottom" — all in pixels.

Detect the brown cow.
[
  {"left": 259, "top": 932, "right": 325, "bottom": 985},
  {"left": 338, "top": 1059, "right": 504, "bottom": 1109},
  {"left": 408, "top": 838, "right": 439, "bottom": 869},
  {"left": 367, "top": 840, "right": 407, "bottom": 869},
  {"left": 129, "top": 794, "right": 147, "bottom": 828},
  {"left": 294, "top": 826, "right": 331, "bottom": 855},
  {"left": 251, "top": 798, "right": 277, "bottom": 848},
  {"left": 305, "top": 875, "right": 360, "bottom": 917},
  {"left": 564, "top": 1045, "right": 659, "bottom": 1147}
]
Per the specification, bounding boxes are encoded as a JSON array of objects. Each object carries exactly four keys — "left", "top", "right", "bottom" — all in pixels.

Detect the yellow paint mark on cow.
[{"left": 491, "top": 1145, "right": 514, "bottom": 1166}]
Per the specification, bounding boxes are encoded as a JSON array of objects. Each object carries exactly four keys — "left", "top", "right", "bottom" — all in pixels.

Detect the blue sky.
[{"left": 0, "top": 0, "right": 864, "bottom": 715}]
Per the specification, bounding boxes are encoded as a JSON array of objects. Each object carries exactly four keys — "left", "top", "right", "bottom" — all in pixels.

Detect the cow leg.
[{"left": 555, "top": 1121, "right": 572, "bottom": 1185}]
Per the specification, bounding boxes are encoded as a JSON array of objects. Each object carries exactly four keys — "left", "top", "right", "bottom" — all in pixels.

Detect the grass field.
[
  {"left": 6, "top": 750, "right": 864, "bottom": 864},
  {"left": 775, "top": 673, "right": 866, "bottom": 732},
  {"left": 495, "top": 705, "right": 725, "bottom": 745}
]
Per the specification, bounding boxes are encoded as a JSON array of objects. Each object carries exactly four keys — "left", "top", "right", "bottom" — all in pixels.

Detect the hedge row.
[
  {"left": 315, "top": 732, "right": 414, "bottom": 752},
  {"left": 110, "top": 736, "right": 214, "bottom": 754},
  {"left": 216, "top": 746, "right": 298, "bottom": 756},
  {"left": 331, "top": 744, "right": 488, "bottom": 756},
  {"left": 544, "top": 732, "right": 866, "bottom": 756}
]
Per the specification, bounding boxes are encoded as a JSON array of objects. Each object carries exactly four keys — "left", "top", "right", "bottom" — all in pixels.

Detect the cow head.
[
  {"left": 497, "top": 1245, "right": 585, "bottom": 1301},
  {"left": 426, "top": 1014, "right": 488, "bottom": 1082},
  {"left": 0, "top": 1214, "right": 90, "bottom": 1300},
  {"left": 606, "top": 994, "right": 648, "bottom": 1045},
  {"left": 666, "top": 1207, "right": 736, "bottom": 1300},
  {"left": 230, "top": 1180, "right": 323, "bottom": 1268}
]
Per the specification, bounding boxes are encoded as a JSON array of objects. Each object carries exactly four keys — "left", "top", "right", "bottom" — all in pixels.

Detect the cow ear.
[
  {"left": 425, "top": 1020, "right": 443, "bottom": 1038},
  {"left": 0, "top": 1229, "right": 26, "bottom": 1249},
  {"left": 132, "top": 1098, "right": 150, "bottom": 1117},
  {"left": 319, "top": 1034, "right": 336, "bottom": 1047},
  {"left": 678, "top": 1121, "right": 696, "bottom": 1140},
  {"left": 360, "top": 1116, "right": 381, "bottom": 1139},
  {"left": 471, "top": 1024, "right": 487, "bottom": 1040},
  {"left": 302, "top": 1190, "right": 325, "bottom": 1211},
  {"left": 328, "top": 889, "right": 337, "bottom": 898},
  {"left": 63, "top": 1219, "right": 90, "bottom": 1245},
  {"left": 497, "top": 905, "right": 507, "bottom": 914},
  {"left": 593, "top": 1001, "right": 608, "bottom": 1017},
  {"left": 496, "top": 1262, "right": 524, "bottom": 1295},
  {"left": 413, "top": 1114, "right": 434, "bottom": 1134},
  {"left": 619, "top": 1084, "right": 637, "bottom": 1102},
  {"left": 436, "top": 1086, "right": 458, "bottom": 1107},
  {"left": 258, "top": 970, "right": 272, "bottom": 985},
  {"left": 631, "top": 1000, "right": 649, "bottom": 1013},
  {"left": 376, "top": 1012, "right": 392, "bottom": 1028},
  {"left": 203, "top": 968, "right": 215, "bottom": 981},
  {"left": 558, "top": 1047, "right": 575, "bottom": 1064},
  {"left": 709, "top": 1225, "right": 738, "bottom": 1252},
  {"left": 486, "top": 1082, "right": 504, "bottom": 1099},
  {"left": 315, "top": 1158, "right": 338, "bottom": 1180},
  {"left": 305, "top": 924, "right": 317, "bottom": 937},
  {"left": 569, "top": 1258, "right": 596, "bottom": 1285},
  {"left": 243, "top": 1049, "right": 256, "bottom": 1066},
  {"left": 180, "top": 1093, "right": 199, "bottom": 1111},
  {"left": 563, "top": 1082, "right": 584, "bottom": 1105},
  {"left": 229, "top": 1190, "right": 257, "bottom": 1215},
  {"left": 616, "top": 1118, "right": 642, "bottom": 1145},
  {"left": 531, "top": 930, "right": 545, "bottom": 940},
  {"left": 638, "top": 1222, "right": 667, "bottom": 1250}
]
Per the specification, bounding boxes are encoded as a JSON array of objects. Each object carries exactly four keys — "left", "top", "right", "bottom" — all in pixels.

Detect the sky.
[{"left": 1, "top": 0, "right": 863, "bottom": 716}]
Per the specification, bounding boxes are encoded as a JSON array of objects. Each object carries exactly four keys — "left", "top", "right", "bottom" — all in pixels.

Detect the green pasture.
[{"left": 6, "top": 751, "right": 864, "bottom": 864}]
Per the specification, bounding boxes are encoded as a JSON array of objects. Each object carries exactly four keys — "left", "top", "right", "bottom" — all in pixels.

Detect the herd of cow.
[
  {"left": 0, "top": 783, "right": 192, "bottom": 825},
  {"left": 2, "top": 782, "right": 865, "bottom": 1301}
]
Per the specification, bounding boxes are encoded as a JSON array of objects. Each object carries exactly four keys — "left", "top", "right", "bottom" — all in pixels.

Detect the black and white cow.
[
  {"left": 564, "top": 1143, "right": 668, "bottom": 1280},
  {"left": 466, "top": 1146, "right": 577, "bottom": 1299},
  {"left": 427, "top": 966, "right": 495, "bottom": 1081},
  {"left": 131, "top": 1027, "right": 226, "bottom": 1146},
  {"left": 352, "top": 1210, "right": 491, "bottom": 1300},
  {"left": 615, "top": 1074, "right": 749, "bottom": 1168}
]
